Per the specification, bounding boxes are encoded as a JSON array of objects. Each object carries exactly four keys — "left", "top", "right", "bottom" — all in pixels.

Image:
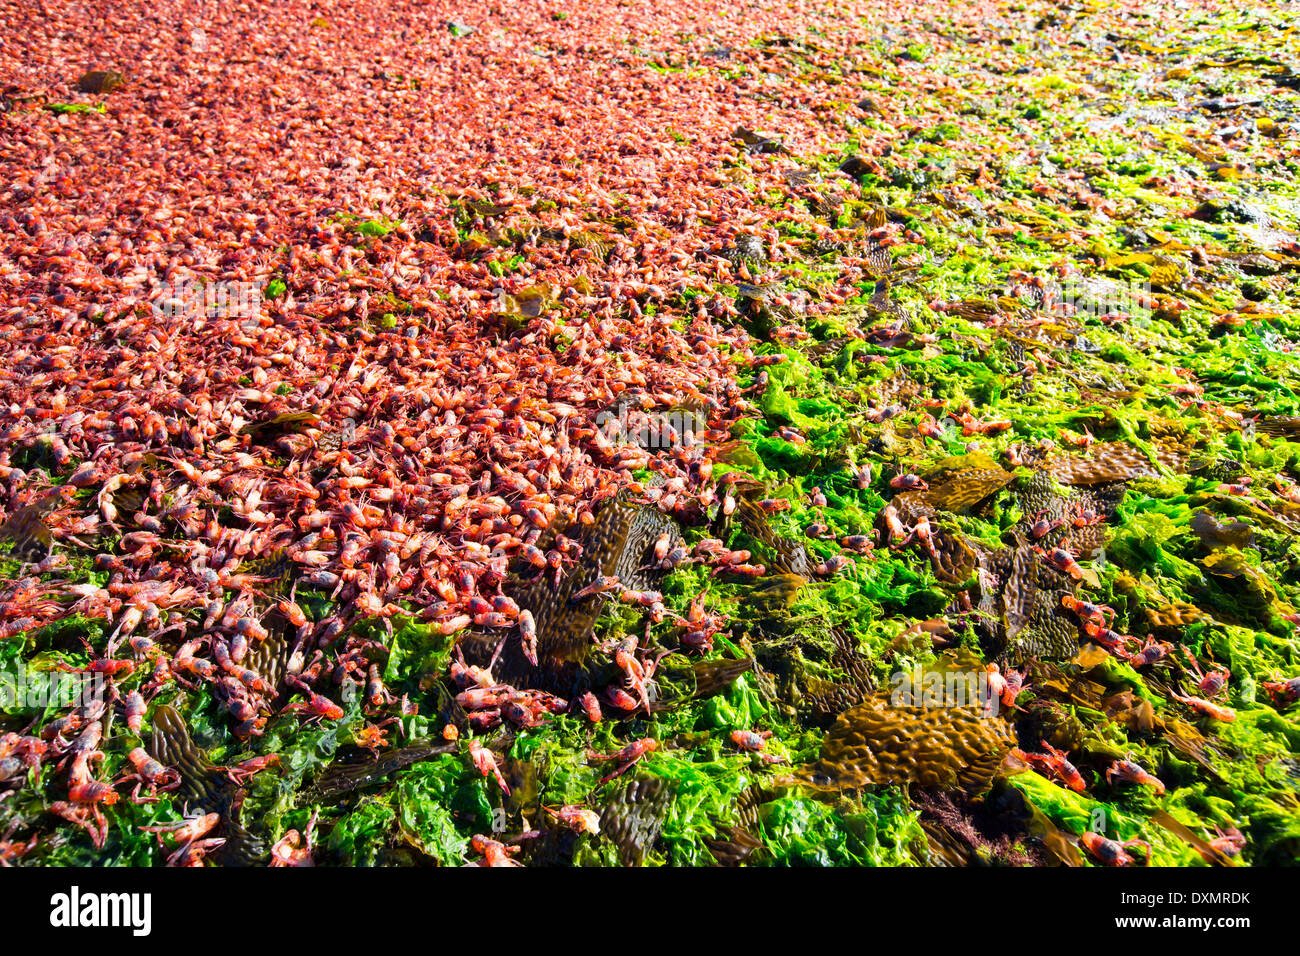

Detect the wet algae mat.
[{"left": 4, "top": 0, "right": 1300, "bottom": 866}]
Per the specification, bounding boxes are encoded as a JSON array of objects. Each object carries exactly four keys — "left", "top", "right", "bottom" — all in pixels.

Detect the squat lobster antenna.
[{"left": 487, "top": 633, "right": 507, "bottom": 671}]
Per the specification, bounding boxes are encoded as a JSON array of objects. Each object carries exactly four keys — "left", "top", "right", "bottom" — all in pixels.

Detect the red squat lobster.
[
  {"left": 115, "top": 747, "right": 181, "bottom": 803},
  {"left": 1080, "top": 831, "right": 1150, "bottom": 867},
  {"left": 1181, "top": 646, "right": 1230, "bottom": 698},
  {"left": 468, "top": 834, "right": 522, "bottom": 867},
  {"left": 589, "top": 737, "right": 658, "bottom": 785},
  {"left": 270, "top": 810, "right": 318, "bottom": 867},
  {"left": 1201, "top": 826, "right": 1246, "bottom": 862},
  {"left": 1014, "top": 740, "right": 1087, "bottom": 792},
  {"left": 983, "top": 663, "right": 1027, "bottom": 713},
  {"left": 1169, "top": 689, "right": 1236, "bottom": 722},
  {"left": 1105, "top": 756, "right": 1165, "bottom": 796},
  {"left": 1262, "top": 676, "right": 1300, "bottom": 708},
  {"left": 730, "top": 729, "right": 784, "bottom": 764},
  {"left": 1034, "top": 540, "right": 1087, "bottom": 580},
  {"left": 544, "top": 804, "right": 601, "bottom": 835}
]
